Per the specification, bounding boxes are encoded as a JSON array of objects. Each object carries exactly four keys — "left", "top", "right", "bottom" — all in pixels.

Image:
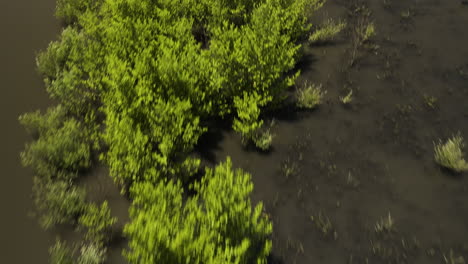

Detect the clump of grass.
[
  {"left": 375, "top": 212, "right": 395, "bottom": 234},
  {"left": 253, "top": 119, "right": 276, "bottom": 151},
  {"left": 346, "top": 171, "right": 360, "bottom": 188},
  {"left": 309, "top": 18, "right": 347, "bottom": 44},
  {"left": 310, "top": 211, "right": 338, "bottom": 240},
  {"left": 253, "top": 129, "right": 274, "bottom": 151},
  {"left": 443, "top": 249, "right": 465, "bottom": 264},
  {"left": 296, "top": 82, "right": 327, "bottom": 109},
  {"left": 423, "top": 94, "right": 438, "bottom": 109},
  {"left": 349, "top": 10, "right": 377, "bottom": 66},
  {"left": 340, "top": 89, "right": 353, "bottom": 104},
  {"left": 281, "top": 157, "right": 299, "bottom": 179},
  {"left": 434, "top": 133, "right": 468, "bottom": 173},
  {"left": 361, "top": 22, "right": 376, "bottom": 43}
]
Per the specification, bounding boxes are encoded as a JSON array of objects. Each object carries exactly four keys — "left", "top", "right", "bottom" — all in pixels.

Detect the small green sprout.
[
  {"left": 375, "top": 212, "right": 395, "bottom": 233},
  {"left": 340, "top": 89, "right": 353, "bottom": 104}
]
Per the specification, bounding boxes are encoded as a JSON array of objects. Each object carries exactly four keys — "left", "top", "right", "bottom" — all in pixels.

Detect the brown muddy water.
[
  {"left": 0, "top": 0, "right": 60, "bottom": 263},
  {"left": 3, "top": 0, "right": 468, "bottom": 263}
]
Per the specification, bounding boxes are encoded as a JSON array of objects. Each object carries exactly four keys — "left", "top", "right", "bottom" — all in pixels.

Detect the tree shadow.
[{"left": 194, "top": 117, "right": 232, "bottom": 164}]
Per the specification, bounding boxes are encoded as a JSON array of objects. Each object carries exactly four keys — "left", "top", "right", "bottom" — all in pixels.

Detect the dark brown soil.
[
  {"left": 204, "top": 0, "right": 468, "bottom": 263},
  {"left": 107, "top": 1, "right": 468, "bottom": 263}
]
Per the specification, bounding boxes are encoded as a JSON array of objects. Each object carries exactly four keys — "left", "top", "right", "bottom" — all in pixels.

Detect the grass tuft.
[
  {"left": 309, "top": 19, "right": 347, "bottom": 44},
  {"left": 254, "top": 129, "right": 274, "bottom": 151},
  {"left": 434, "top": 133, "right": 468, "bottom": 173},
  {"left": 340, "top": 89, "right": 353, "bottom": 104},
  {"left": 296, "top": 82, "right": 327, "bottom": 109},
  {"left": 375, "top": 212, "right": 395, "bottom": 233}
]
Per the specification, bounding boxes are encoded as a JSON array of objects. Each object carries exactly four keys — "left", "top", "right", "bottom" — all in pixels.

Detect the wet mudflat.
[
  {"left": 231, "top": 0, "right": 468, "bottom": 263},
  {"left": 207, "top": 0, "right": 468, "bottom": 263}
]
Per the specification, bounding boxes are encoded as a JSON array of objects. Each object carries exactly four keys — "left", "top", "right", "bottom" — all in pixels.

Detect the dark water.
[{"left": 0, "top": 0, "right": 59, "bottom": 262}]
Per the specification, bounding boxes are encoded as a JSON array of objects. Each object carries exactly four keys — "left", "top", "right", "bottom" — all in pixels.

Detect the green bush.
[
  {"left": 49, "top": 238, "right": 75, "bottom": 264},
  {"left": 77, "top": 243, "right": 107, "bottom": 264},
  {"left": 36, "top": 27, "right": 77, "bottom": 79},
  {"left": 434, "top": 133, "right": 468, "bottom": 172},
  {"left": 123, "top": 157, "right": 272, "bottom": 264},
  {"left": 19, "top": 104, "right": 67, "bottom": 137},
  {"left": 20, "top": 105, "right": 91, "bottom": 180},
  {"left": 49, "top": 239, "right": 107, "bottom": 264},
  {"left": 78, "top": 201, "right": 117, "bottom": 245},
  {"left": 26, "top": 0, "right": 324, "bottom": 186},
  {"left": 232, "top": 92, "right": 266, "bottom": 144},
  {"left": 32, "top": 177, "right": 86, "bottom": 229},
  {"left": 55, "top": 0, "right": 100, "bottom": 24}
]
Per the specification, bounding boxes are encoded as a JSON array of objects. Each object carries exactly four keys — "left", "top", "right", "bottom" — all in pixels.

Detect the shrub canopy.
[
  {"left": 31, "top": 0, "right": 322, "bottom": 187},
  {"left": 124, "top": 157, "right": 272, "bottom": 264}
]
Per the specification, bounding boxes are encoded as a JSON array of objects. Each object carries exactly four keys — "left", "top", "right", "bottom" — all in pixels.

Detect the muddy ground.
[
  {"left": 250, "top": 0, "right": 468, "bottom": 263},
  {"left": 99, "top": 1, "right": 468, "bottom": 263},
  {"left": 207, "top": 0, "right": 468, "bottom": 263},
  {"left": 8, "top": 0, "right": 468, "bottom": 263}
]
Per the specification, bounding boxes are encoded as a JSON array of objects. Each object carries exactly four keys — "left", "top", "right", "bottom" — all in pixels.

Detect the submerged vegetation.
[{"left": 18, "top": 0, "right": 349, "bottom": 262}]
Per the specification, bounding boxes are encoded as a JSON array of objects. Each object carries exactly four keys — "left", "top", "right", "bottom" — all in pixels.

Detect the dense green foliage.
[
  {"left": 124, "top": 157, "right": 272, "bottom": 264},
  {"left": 49, "top": 238, "right": 75, "bottom": 264},
  {"left": 32, "top": 176, "right": 86, "bottom": 229},
  {"left": 77, "top": 243, "right": 107, "bottom": 264},
  {"left": 19, "top": 105, "right": 91, "bottom": 180},
  {"left": 22, "top": 0, "right": 329, "bottom": 262},
  {"left": 78, "top": 201, "right": 117, "bottom": 245},
  {"left": 29, "top": 0, "right": 322, "bottom": 188},
  {"left": 49, "top": 238, "right": 107, "bottom": 264}
]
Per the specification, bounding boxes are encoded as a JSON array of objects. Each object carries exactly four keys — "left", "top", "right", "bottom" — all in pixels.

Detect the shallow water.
[{"left": 0, "top": 0, "right": 59, "bottom": 262}]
